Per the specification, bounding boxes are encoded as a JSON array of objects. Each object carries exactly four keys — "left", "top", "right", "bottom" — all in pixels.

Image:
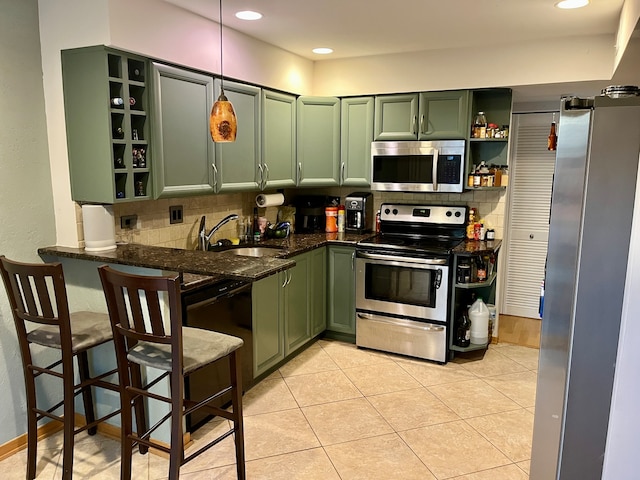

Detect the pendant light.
[{"left": 209, "top": 0, "right": 237, "bottom": 142}]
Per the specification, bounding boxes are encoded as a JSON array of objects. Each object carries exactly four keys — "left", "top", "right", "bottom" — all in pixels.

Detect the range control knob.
[
  {"left": 454, "top": 211, "right": 462, "bottom": 217},
  {"left": 384, "top": 208, "right": 390, "bottom": 215},
  {"left": 446, "top": 211, "right": 452, "bottom": 217},
  {"left": 392, "top": 209, "right": 398, "bottom": 215}
]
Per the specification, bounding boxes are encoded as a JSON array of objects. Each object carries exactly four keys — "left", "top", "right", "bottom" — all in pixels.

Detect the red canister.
[{"left": 325, "top": 206, "right": 338, "bottom": 233}]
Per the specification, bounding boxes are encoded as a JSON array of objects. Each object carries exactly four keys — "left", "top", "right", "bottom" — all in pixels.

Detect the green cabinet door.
[
  {"left": 252, "top": 272, "right": 285, "bottom": 378},
  {"left": 284, "top": 253, "right": 311, "bottom": 355},
  {"left": 297, "top": 96, "right": 341, "bottom": 187},
  {"left": 418, "top": 90, "right": 470, "bottom": 140},
  {"left": 214, "top": 79, "right": 261, "bottom": 192},
  {"left": 327, "top": 246, "right": 356, "bottom": 341},
  {"left": 62, "top": 46, "right": 151, "bottom": 203},
  {"left": 150, "top": 62, "right": 215, "bottom": 198},
  {"left": 341, "top": 97, "right": 373, "bottom": 187},
  {"left": 374, "top": 93, "right": 419, "bottom": 141},
  {"left": 262, "top": 90, "right": 297, "bottom": 190},
  {"left": 309, "top": 247, "right": 327, "bottom": 337}
]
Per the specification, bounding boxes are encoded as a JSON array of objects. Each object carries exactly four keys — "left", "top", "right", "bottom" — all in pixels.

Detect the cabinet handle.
[
  {"left": 341, "top": 162, "right": 345, "bottom": 183},
  {"left": 432, "top": 148, "right": 439, "bottom": 191},
  {"left": 286, "top": 271, "right": 292, "bottom": 286},
  {"left": 412, "top": 115, "right": 417, "bottom": 135},
  {"left": 264, "top": 163, "right": 270, "bottom": 184},
  {"left": 298, "top": 162, "right": 302, "bottom": 183},
  {"left": 530, "top": 234, "right": 535, "bottom": 239},
  {"left": 282, "top": 270, "right": 291, "bottom": 287},
  {"left": 420, "top": 114, "right": 426, "bottom": 134},
  {"left": 258, "top": 164, "right": 264, "bottom": 189},
  {"left": 351, "top": 251, "right": 355, "bottom": 270},
  {"left": 211, "top": 163, "right": 218, "bottom": 189}
]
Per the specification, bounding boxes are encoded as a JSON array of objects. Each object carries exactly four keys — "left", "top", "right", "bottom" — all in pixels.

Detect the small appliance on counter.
[
  {"left": 345, "top": 192, "right": 373, "bottom": 233},
  {"left": 293, "top": 195, "right": 340, "bottom": 233}
]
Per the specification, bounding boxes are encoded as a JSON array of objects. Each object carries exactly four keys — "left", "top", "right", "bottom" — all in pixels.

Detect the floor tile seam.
[
  {"left": 459, "top": 404, "right": 528, "bottom": 421},
  {"left": 446, "top": 461, "right": 523, "bottom": 479},
  {"left": 461, "top": 413, "right": 533, "bottom": 464},
  {"left": 392, "top": 429, "right": 439, "bottom": 479},
  {"left": 318, "top": 430, "right": 401, "bottom": 449},
  {"left": 241, "top": 404, "right": 301, "bottom": 418},
  {"left": 279, "top": 365, "right": 342, "bottom": 379},
  {"left": 281, "top": 372, "right": 365, "bottom": 408}
]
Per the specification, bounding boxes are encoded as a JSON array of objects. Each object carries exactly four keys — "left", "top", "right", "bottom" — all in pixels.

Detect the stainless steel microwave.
[{"left": 371, "top": 140, "right": 465, "bottom": 193}]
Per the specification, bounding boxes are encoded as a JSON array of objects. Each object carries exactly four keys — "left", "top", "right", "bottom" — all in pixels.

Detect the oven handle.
[
  {"left": 357, "top": 313, "right": 446, "bottom": 332},
  {"left": 357, "top": 251, "right": 447, "bottom": 266}
]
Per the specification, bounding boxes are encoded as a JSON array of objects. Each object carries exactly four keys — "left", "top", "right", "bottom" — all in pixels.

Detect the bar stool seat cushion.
[
  {"left": 127, "top": 327, "right": 243, "bottom": 374},
  {"left": 26, "top": 311, "right": 112, "bottom": 352}
]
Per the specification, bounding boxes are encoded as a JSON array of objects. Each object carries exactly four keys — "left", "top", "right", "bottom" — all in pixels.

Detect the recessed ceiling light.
[
  {"left": 555, "top": 0, "right": 589, "bottom": 9},
  {"left": 312, "top": 47, "right": 333, "bottom": 55},
  {"left": 235, "top": 10, "right": 262, "bottom": 20}
]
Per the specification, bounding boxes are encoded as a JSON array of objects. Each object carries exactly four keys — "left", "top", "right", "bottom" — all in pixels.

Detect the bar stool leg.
[
  {"left": 120, "top": 385, "right": 134, "bottom": 480},
  {"left": 25, "top": 366, "right": 38, "bottom": 480},
  {"left": 230, "top": 351, "right": 246, "bottom": 480},
  {"left": 168, "top": 372, "right": 183, "bottom": 480},
  {"left": 77, "top": 351, "right": 97, "bottom": 435},
  {"left": 61, "top": 359, "right": 76, "bottom": 480},
  {"left": 129, "top": 363, "right": 148, "bottom": 455}
]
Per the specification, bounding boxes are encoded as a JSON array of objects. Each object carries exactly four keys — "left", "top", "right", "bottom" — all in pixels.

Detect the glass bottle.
[
  {"left": 473, "top": 111, "right": 487, "bottom": 138},
  {"left": 548, "top": 112, "right": 557, "bottom": 151}
]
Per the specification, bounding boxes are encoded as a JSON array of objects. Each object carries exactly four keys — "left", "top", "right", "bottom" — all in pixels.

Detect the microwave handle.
[{"left": 432, "top": 148, "right": 439, "bottom": 191}]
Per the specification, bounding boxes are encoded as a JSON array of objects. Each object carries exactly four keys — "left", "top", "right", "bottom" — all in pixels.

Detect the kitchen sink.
[{"left": 222, "top": 246, "right": 283, "bottom": 258}]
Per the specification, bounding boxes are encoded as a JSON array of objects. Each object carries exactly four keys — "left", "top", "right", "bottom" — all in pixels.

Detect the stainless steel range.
[{"left": 356, "top": 203, "right": 467, "bottom": 363}]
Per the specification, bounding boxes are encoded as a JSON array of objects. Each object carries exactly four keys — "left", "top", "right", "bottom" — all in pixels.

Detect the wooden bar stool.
[
  {"left": 0, "top": 256, "right": 123, "bottom": 480},
  {"left": 98, "top": 265, "right": 246, "bottom": 480}
]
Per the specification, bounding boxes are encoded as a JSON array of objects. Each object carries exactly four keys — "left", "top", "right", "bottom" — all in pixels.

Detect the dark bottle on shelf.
[
  {"left": 113, "top": 126, "right": 125, "bottom": 139},
  {"left": 252, "top": 207, "right": 260, "bottom": 243},
  {"left": 476, "top": 255, "right": 487, "bottom": 282},
  {"left": 548, "top": 113, "right": 557, "bottom": 151},
  {"left": 455, "top": 313, "right": 471, "bottom": 347}
]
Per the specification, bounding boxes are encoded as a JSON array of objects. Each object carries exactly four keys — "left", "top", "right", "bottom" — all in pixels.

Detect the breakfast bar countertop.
[{"left": 38, "top": 231, "right": 371, "bottom": 282}]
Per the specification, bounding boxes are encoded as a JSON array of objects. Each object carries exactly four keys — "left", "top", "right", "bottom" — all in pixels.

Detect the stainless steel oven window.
[{"left": 365, "top": 261, "right": 437, "bottom": 307}]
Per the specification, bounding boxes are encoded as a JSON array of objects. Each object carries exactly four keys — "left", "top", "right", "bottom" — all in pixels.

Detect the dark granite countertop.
[
  {"left": 38, "top": 232, "right": 371, "bottom": 283},
  {"left": 453, "top": 238, "right": 502, "bottom": 255}
]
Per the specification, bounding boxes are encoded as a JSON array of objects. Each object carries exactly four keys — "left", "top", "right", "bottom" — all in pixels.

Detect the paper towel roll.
[
  {"left": 82, "top": 204, "right": 116, "bottom": 252},
  {"left": 256, "top": 193, "right": 284, "bottom": 207}
]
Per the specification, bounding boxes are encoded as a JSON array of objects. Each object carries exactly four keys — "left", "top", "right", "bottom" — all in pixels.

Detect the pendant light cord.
[{"left": 219, "top": 0, "right": 225, "bottom": 95}]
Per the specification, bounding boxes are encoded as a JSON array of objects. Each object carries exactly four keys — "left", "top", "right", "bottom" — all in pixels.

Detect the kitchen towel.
[{"left": 256, "top": 193, "right": 284, "bottom": 207}]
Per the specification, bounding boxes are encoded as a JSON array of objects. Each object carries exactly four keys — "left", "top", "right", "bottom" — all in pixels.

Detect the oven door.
[{"left": 355, "top": 251, "right": 450, "bottom": 322}]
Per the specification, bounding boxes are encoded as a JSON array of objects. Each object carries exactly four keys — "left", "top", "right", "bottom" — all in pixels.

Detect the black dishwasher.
[{"left": 181, "top": 275, "right": 253, "bottom": 432}]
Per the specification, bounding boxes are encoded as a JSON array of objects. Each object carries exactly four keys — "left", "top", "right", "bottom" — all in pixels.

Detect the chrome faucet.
[{"left": 198, "top": 214, "right": 239, "bottom": 251}]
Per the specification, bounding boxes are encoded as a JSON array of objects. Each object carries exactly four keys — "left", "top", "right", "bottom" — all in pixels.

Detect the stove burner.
[{"left": 359, "top": 234, "right": 464, "bottom": 255}]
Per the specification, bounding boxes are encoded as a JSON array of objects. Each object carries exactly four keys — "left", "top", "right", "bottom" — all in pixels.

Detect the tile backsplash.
[{"left": 75, "top": 188, "right": 507, "bottom": 249}]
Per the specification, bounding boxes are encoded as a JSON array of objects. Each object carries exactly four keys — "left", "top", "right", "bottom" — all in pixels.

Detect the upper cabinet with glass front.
[{"left": 62, "top": 46, "right": 151, "bottom": 203}]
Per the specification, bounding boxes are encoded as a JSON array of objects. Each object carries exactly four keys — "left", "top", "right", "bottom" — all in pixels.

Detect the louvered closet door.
[{"left": 502, "top": 113, "right": 556, "bottom": 318}]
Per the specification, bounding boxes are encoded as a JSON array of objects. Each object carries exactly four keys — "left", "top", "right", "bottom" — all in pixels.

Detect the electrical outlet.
[
  {"left": 121, "top": 215, "right": 138, "bottom": 229},
  {"left": 169, "top": 205, "right": 183, "bottom": 224}
]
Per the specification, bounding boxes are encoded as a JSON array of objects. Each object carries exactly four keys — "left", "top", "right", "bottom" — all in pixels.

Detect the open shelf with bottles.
[
  {"left": 465, "top": 88, "right": 512, "bottom": 191},
  {"left": 449, "top": 247, "right": 500, "bottom": 356},
  {"left": 62, "top": 46, "right": 151, "bottom": 203}
]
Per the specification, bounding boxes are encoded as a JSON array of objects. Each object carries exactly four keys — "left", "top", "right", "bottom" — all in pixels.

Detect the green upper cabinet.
[
  {"left": 150, "top": 62, "right": 214, "bottom": 198},
  {"left": 296, "top": 96, "right": 341, "bottom": 187},
  {"left": 419, "top": 90, "right": 470, "bottom": 139},
  {"left": 62, "top": 46, "right": 151, "bottom": 203},
  {"left": 374, "top": 90, "right": 470, "bottom": 141},
  {"left": 214, "top": 79, "right": 261, "bottom": 192},
  {"left": 262, "top": 90, "right": 297, "bottom": 190},
  {"left": 374, "top": 93, "right": 419, "bottom": 141},
  {"left": 340, "top": 96, "right": 374, "bottom": 187}
]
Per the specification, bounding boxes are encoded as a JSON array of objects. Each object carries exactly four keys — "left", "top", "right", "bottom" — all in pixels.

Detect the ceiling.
[{"left": 163, "top": 0, "right": 630, "bottom": 102}]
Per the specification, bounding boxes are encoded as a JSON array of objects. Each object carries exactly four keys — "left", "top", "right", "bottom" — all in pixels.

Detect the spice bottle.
[
  {"left": 548, "top": 113, "right": 557, "bottom": 151},
  {"left": 473, "top": 112, "right": 487, "bottom": 138},
  {"left": 337, "top": 205, "right": 345, "bottom": 233}
]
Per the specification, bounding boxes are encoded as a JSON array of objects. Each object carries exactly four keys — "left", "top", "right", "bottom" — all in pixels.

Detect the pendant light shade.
[
  {"left": 210, "top": 92, "right": 237, "bottom": 142},
  {"left": 210, "top": 0, "right": 237, "bottom": 142}
]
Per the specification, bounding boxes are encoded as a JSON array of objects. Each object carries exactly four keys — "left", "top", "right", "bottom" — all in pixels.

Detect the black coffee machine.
[
  {"left": 345, "top": 192, "right": 373, "bottom": 233},
  {"left": 293, "top": 195, "right": 340, "bottom": 233}
]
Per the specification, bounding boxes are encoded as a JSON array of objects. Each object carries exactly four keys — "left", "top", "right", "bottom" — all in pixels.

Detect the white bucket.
[
  {"left": 82, "top": 204, "right": 116, "bottom": 252},
  {"left": 469, "top": 298, "right": 489, "bottom": 344}
]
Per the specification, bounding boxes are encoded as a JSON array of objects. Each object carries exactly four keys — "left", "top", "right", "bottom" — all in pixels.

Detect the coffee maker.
[
  {"left": 293, "top": 195, "right": 340, "bottom": 233},
  {"left": 345, "top": 192, "right": 373, "bottom": 233}
]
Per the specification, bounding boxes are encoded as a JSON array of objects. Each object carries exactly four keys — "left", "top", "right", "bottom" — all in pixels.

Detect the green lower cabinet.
[
  {"left": 327, "top": 246, "right": 356, "bottom": 341},
  {"left": 284, "top": 254, "right": 311, "bottom": 355},
  {"left": 310, "top": 248, "right": 327, "bottom": 337},
  {"left": 252, "top": 272, "right": 285, "bottom": 378},
  {"left": 252, "top": 248, "right": 328, "bottom": 376}
]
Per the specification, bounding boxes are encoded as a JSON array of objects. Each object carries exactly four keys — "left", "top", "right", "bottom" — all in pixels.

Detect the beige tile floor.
[{"left": 0, "top": 339, "right": 539, "bottom": 479}]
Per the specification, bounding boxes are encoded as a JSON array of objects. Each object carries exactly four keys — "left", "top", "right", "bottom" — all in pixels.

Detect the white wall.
[
  {"left": 0, "top": 0, "right": 57, "bottom": 444},
  {"left": 615, "top": 0, "right": 640, "bottom": 70}
]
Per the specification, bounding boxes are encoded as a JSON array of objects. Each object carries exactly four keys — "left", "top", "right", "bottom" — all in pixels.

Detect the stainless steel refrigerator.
[{"left": 531, "top": 92, "right": 640, "bottom": 479}]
